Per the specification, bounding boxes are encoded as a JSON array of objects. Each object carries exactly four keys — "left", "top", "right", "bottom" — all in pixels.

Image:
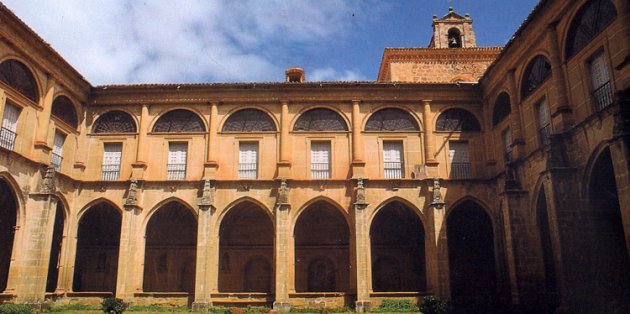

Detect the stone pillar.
[
  {"left": 353, "top": 179, "right": 371, "bottom": 312},
  {"left": 611, "top": 98, "right": 630, "bottom": 255},
  {"left": 426, "top": 179, "right": 445, "bottom": 296},
  {"left": 204, "top": 102, "right": 219, "bottom": 179},
  {"left": 507, "top": 69, "right": 525, "bottom": 159},
  {"left": 610, "top": 0, "right": 630, "bottom": 76},
  {"left": 72, "top": 109, "right": 88, "bottom": 175},
  {"left": 116, "top": 183, "right": 143, "bottom": 300},
  {"left": 422, "top": 100, "right": 437, "bottom": 166},
  {"left": 273, "top": 180, "right": 291, "bottom": 313},
  {"left": 351, "top": 100, "right": 365, "bottom": 178},
  {"left": 546, "top": 23, "right": 573, "bottom": 132},
  {"left": 0, "top": 88, "right": 6, "bottom": 127},
  {"left": 14, "top": 167, "right": 59, "bottom": 303},
  {"left": 33, "top": 78, "right": 55, "bottom": 163},
  {"left": 131, "top": 104, "right": 149, "bottom": 179},
  {"left": 277, "top": 101, "right": 291, "bottom": 178},
  {"left": 193, "top": 180, "right": 216, "bottom": 311}
]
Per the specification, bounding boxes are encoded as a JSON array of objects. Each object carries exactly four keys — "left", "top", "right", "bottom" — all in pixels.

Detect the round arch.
[
  {"left": 220, "top": 107, "right": 278, "bottom": 132},
  {"left": 0, "top": 56, "right": 42, "bottom": 103},
  {"left": 51, "top": 95, "right": 80, "bottom": 129},
  {"left": 563, "top": 0, "right": 617, "bottom": 60},
  {"left": 92, "top": 109, "right": 138, "bottom": 134},
  {"left": 291, "top": 106, "right": 350, "bottom": 132},
  {"left": 363, "top": 106, "right": 422, "bottom": 132},
  {"left": 519, "top": 54, "right": 552, "bottom": 101},
  {"left": 492, "top": 92, "right": 512, "bottom": 127},
  {"left": 150, "top": 108, "right": 207, "bottom": 133},
  {"left": 434, "top": 107, "right": 482, "bottom": 132}
]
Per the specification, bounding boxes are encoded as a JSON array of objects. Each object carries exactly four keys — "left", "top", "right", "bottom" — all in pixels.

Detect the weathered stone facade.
[{"left": 0, "top": 0, "right": 628, "bottom": 313}]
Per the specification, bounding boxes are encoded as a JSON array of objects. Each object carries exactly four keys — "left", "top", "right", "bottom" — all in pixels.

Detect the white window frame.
[
  {"left": 382, "top": 140, "right": 404, "bottom": 179},
  {"left": 448, "top": 140, "right": 471, "bottom": 179},
  {"left": 0, "top": 102, "right": 20, "bottom": 150},
  {"left": 310, "top": 140, "right": 331, "bottom": 179},
  {"left": 238, "top": 141, "right": 258, "bottom": 179},
  {"left": 52, "top": 131, "right": 65, "bottom": 171},
  {"left": 167, "top": 142, "right": 187, "bottom": 180},
  {"left": 589, "top": 51, "right": 613, "bottom": 111},
  {"left": 102, "top": 143, "right": 122, "bottom": 180}
]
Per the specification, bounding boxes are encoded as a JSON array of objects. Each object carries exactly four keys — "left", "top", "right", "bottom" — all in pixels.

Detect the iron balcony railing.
[
  {"left": 592, "top": 81, "right": 613, "bottom": 112},
  {"left": 101, "top": 164, "right": 121, "bottom": 181},
  {"left": 384, "top": 162, "right": 403, "bottom": 179},
  {"left": 0, "top": 127, "right": 16, "bottom": 150},
  {"left": 311, "top": 162, "right": 330, "bottom": 179},
  {"left": 238, "top": 162, "right": 257, "bottom": 179},
  {"left": 167, "top": 163, "right": 186, "bottom": 180},
  {"left": 539, "top": 124, "right": 551, "bottom": 147},
  {"left": 450, "top": 162, "right": 472, "bottom": 179},
  {"left": 52, "top": 152, "right": 63, "bottom": 171}
]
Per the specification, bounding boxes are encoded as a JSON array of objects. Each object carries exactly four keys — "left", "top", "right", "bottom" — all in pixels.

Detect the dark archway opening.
[
  {"left": 370, "top": 202, "right": 426, "bottom": 292},
  {"left": 219, "top": 203, "right": 274, "bottom": 293},
  {"left": 447, "top": 200, "right": 501, "bottom": 312},
  {"left": 0, "top": 180, "right": 17, "bottom": 292},
  {"left": 448, "top": 28, "right": 462, "bottom": 48},
  {"left": 536, "top": 188, "right": 559, "bottom": 311},
  {"left": 73, "top": 203, "right": 121, "bottom": 293},
  {"left": 295, "top": 201, "right": 349, "bottom": 292},
  {"left": 144, "top": 202, "right": 197, "bottom": 293},
  {"left": 46, "top": 202, "right": 65, "bottom": 292}
]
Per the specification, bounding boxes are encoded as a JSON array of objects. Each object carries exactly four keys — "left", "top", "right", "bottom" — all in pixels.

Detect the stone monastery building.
[{"left": 0, "top": 0, "right": 629, "bottom": 312}]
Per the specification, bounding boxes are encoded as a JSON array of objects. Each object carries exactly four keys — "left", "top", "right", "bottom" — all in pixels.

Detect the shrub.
[
  {"left": 419, "top": 296, "right": 448, "bottom": 314},
  {"left": 101, "top": 297, "right": 127, "bottom": 314},
  {"left": 372, "top": 299, "right": 419, "bottom": 312},
  {"left": 0, "top": 304, "right": 32, "bottom": 314}
]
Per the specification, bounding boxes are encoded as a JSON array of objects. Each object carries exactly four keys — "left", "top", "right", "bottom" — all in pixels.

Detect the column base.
[
  {"left": 355, "top": 300, "right": 372, "bottom": 313},
  {"left": 191, "top": 302, "right": 210, "bottom": 312},
  {"left": 273, "top": 301, "right": 291, "bottom": 313}
]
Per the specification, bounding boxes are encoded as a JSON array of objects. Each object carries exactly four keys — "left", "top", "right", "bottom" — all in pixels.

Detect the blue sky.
[{"left": 3, "top": 0, "right": 539, "bottom": 85}]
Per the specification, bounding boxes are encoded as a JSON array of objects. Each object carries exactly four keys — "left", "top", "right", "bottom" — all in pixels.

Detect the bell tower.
[{"left": 428, "top": 7, "right": 476, "bottom": 48}]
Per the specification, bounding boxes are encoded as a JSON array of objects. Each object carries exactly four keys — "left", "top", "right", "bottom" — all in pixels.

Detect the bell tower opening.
[{"left": 429, "top": 7, "right": 476, "bottom": 49}]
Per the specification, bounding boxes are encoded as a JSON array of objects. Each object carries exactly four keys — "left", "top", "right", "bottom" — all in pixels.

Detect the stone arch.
[
  {"left": 435, "top": 107, "right": 481, "bottom": 132},
  {"left": 292, "top": 196, "right": 350, "bottom": 233},
  {"left": 564, "top": 0, "right": 617, "bottom": 60},
  {"left": 218, "top": 200, "right": 274, "bottom": 293},
  {"left": 292, "top": 107, "right": 349, "bottom": 131},
  {"left": 533, "top": 184, "right": 559, "bottom": 305},
  {"left": 92, "top": 110, "right": 138, "bottom": 134},
  {"left": 520, "top": 55, "right": 552, "bottom": 101},
  {"left": 221, "top": 108, "right": 278, "bottom": 132},
  {"left": 364, "top": 106, "right": 421, "bottom": 132},
  {"left": 216, "top": 196, "right": 273, "bottom": 231},
  {"left": 0, "top": 58, "right": 40, "bottom": 103},
  {"left": 151, "top": 108, "right": 206, "bottom": 133},
  {"left": 46, "top": 194, "right": 70, "bottom": 293},
  {"left": 51, "top": 95, "right": 79, "bottom": 129},
  {"left": 143, "top": 199, "right": 197, "bottom": 293},
  {"left": 492, "top": 92, "right": 512, "bottom": 127},
  {"left": 370, "top": 198, "right": 426, "bottom": 292},
  {"left": 72, "top": 200, "right": 122, "bottom": 293},
  {"left": 293, "top": 199, "right": 350, "bottom": 292},
  {"left": 447, "top": 27, "right": 462, "bottom": 48},
  {"left": 0, "top": 177, "right": 20, "bottom": 292}
]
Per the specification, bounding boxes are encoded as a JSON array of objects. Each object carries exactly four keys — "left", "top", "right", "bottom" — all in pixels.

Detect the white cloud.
[
  {"left": 2, "top": 0, "right": 382, "bottom": 85},
  {"left": 309, "top": 67, "right": 366, "bottom": 81}
]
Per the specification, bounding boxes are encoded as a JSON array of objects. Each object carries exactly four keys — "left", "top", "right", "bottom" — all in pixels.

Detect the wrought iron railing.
[
  {"left": 238, "top": 162, "right": 257, "bottom": 179},
  {"left": 539, "top": 124, "right": 551, "bottom": 147},
  {"left": 0, "top": 127, "right": 16, "bottom": 150},
  {"left": 52, "top": 152, "right": 63, "bottom": 171},
  {"left": 450, "top": 162, "right": 472, "bottom": 179},
  {"left": 101, "top": 164, "right": 120, "bottom": 181},
  {"left": 167, "top": 163, "right": 186, "bottom": 180},
  {"left": 311, "top": 162, "right": 330, "bottom": 179},
  {"left": 384, "top": 162, "right": 403, "bottom": 179},
  {"left": 592, "top": 81, "right": 613, "bottom": 112}
]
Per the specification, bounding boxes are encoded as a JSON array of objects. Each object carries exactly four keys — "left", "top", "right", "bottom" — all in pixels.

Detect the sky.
[{"left": 3, "top": 0, "right": 540, "bottom": 85}]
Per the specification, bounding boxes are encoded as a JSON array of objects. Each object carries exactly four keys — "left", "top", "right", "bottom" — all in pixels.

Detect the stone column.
[
  {"left": 351, "top": 100, "right": 365, "bottom": 178},
  {"left": 353, "top": 179, "right": 371, "bottom": 312},
  {"left": 192, "top": 180, "right": 216, "bottom": 311},
  {"left": 116, "top": 181, "right": 143, "bottom": 300},
  {"left": 426, "top": 179, "right": 445, "bottom": 296},
  {"left": 72, "top": 109, "right": 88, "bottom": 175},
  {"left": 546, "top": 23, "right": 573, "bottom": 132},
  {"left": 422, "top": 100, "right": 437, "bottom": 165},
  {"left": 277, "top": 101, "right": 291, "bottom": 178},
  {"left": 33, "top": 78, "right": 55, "bottom": 163},
  {"left": 273, "top": 180, "right": 291, "bottom": 312},
  {"left": 0, "top": 89, "right": 6, "bottom": 127},
  {"left": 131, "top": 104, "right": 149, "bottom": 179},
  {"left": 204, "top": 102, "right": 219, "bottom": 179},
  {"left": 611, "top": 0, "right": 630, "bottom": 75},
  {"left": 507, "top": 69, "right": 525, "bottom": 159},
  {"left": 611, "top": 101, "right": 630, "bottom": 255}
]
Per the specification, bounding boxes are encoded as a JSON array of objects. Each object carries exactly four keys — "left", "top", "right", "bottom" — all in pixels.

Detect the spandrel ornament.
[
  {"left": 41, "top": 165, "right": 56, "bottom": 194},
  {"left": 431, "top": 178, "right": 445, "bottom": 209}
]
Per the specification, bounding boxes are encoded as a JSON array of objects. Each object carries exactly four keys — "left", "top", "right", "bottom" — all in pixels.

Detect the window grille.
[
  {"left": 521, "top": 56, "right": 552, "bottom": 100},
  {"left": 52, "top": 131, "right": 65, "bottom": 171},
  {"left": 294, "top": 108, "right": 348, "bottom": 131},
  {"left": 311, "top": 141, "right": 331, "bottom": 179},
  {"left": 0, "top": 103, "right": 19, "bottom": 150},
  {"left": 383, "top": 141, "right": 404, "bottom": 179},
  {"left": 101, "top": 143, "right": 122, "bottom": 180},
  {"left": 436, "top": 108, "right": 481, "bottom": 132},
  {"left": 449, "top": 141, "right": 471, "bottom": 179},
  {"left": 492, "top": 92, "right": 512, "bottom": 126},
  {"left": 167, "top": 142, "right": 187, "bottom": 180},
  {"left": 0, "top": 59, "right": 39, "bottom": 102},
  {"left": 590, "top": 53, "right": 613, "bottom": 111},
  {"left": 239, "top": 142, "right": 258, "bottom": 179},
  {"left": 51, "top": 96, "right": 78, "bottom": 129},
  {"left": 223, "top": 109, "right": 276, "bottom": 132},
  {"left": 537, "top": 100, "right": 551, "bottom": 147},
  {"left": 566, "top": 0, "right": 617, "bottom": 59},
  {"left": 153, "top": 109, "right": 205, "bottom": 133},
  {"left": 93, "top": 110, "right": 137, "bottom": 133},
  {"left": 365, "top": 108, "right": 419, "bottom": 131}
]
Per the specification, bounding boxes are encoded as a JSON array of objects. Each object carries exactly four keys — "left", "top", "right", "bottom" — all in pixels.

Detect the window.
[
  {"left": 294, "top": 108, "right": 348, "bottom": 131},
  {"left": 436, "top": 109, "right": 481, "bottom": 132},
  {"left": 365, "top": 108, "right": 419, "bottom": 131},
  {"left": 0, "top": 103, "right": 20, "bottom": 150},
  {"left": 449, "top": 141, "right": 471, "bottom": 179},
  {"left": 537, "top": 99, "right": 551, "bottom": 147},
  {"left": 589, "top": 52, "right": 613, "bottom": 111},
  {"left": 52, "top": 131, "right": 65, "bottom": 171},
  {"left": 566, "top": 0, "right": 617, "bottom": 59},
  {"left": 51, "top": 96, "right": 78, "bottom": 129},
  {"left": 0, "top": 59, "right": 39, "bottom": 102},
  {"left": 93, "top": 110, "right": 137, "bottom": 134},
  {"left": 153, "top": 109, "right": 205, "bottom": 133},
  {"left": 311, "top": 141, "right": 331, "bottom": 179},
  {"left": 238, "top": 142, "right": 258, "bottom": 179},
  {"left": 502, "top": 128, "right": 512, "bottom": 162},
  {"left": 222, "top": 109, "right": 276, "bottom": 132},
  {"left": 492, "top": 92, "right": 511, "bottom": 127},
  {"left": 521, "top": 56, "right": 552, "bottom": 100},
  {"left": 101, "top": 143, "right": 122, "bottom": 180},
  {"left": 167, "top": 142, "right": 187, "bottom": 180},
  {"left": 383, "top": 141, "right": 404, "bottom": 179}
]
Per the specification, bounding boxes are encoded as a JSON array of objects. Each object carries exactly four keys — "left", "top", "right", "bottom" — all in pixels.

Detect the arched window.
[
  {"left": 0, "top": 59, "right": 39, "bottom": 102},
  {"left": 521, "top": 56, "right": 552, "bottom": 100},
  {"left": 448, "top": 28, "right": 462, "bottom": 48},
  {"left": 92, "top": 110, "right": 137, "bottom": 133},
  {"left": 436, "top": 108, "right": 481, "bottom": 132},
  {"left": 294, "top": 108, "right": 348, "bottom": 131},
  {"left": 365, "top": 108, "right": 419, "bottom": 131},
  {"left": 566, "top": 0, "right": 617, "bottom": 59},
  {"left": 153, "top": 109, "right": 205, "bottom": 133},
  {"left": 51, "top": 96, "right": 78, "bottom": 129},
  {"left": 222, "top": 109, "right": 276, "bottom": 132},
  {"left": 492, "top": 93, "right": 512, "bottom": 127}
]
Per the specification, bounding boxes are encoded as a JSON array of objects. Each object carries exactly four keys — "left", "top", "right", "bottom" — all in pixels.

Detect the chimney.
[{"left": 285, "top": 67, "right": 305, "bottom": 83}]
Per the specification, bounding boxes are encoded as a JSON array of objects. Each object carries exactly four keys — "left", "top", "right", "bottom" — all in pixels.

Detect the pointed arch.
[
  {"left": 46, "top": 197, "right": 67, "bottom": 292},
  {"left": 152, "top": 109, "right": 206, "bottom": 133},
  {"left": 0, "top": 176, "right": 20, "bottom": 292},
  {"left": 221, "top": 108, "right": 277, "bottom": 132},
  {"left": 92, "top": 110, "right": 137, "bottom": 134},
  {"left": 216, "top": 196, "right": 273, "bottom": 231},
  {"left": 51, "top": 95, "right": 79, "bottom": 129},
  {"left": 292, "top": 196, "right": 350, "bottom": 232},
  {"left": 0, "top": 58, "right": 39, "bottom": 102},
  {"left": 293, "top": 107, "right": 349, "bottom": 131},
  {"left": 435, "top": 108, "right": 481, "bottom": 132},
  {"left": 565, "top": 0, "right": 617, "bottom": 59},
  {"left": 364, "top": 107, "right": 420, "bottom": 131}
]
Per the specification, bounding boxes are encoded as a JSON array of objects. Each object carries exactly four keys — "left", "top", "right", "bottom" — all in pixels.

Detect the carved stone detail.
[
  {"left": 198, "top": 179, "right": 215, "bottom": 211},
  {"left": 276, "top": 179, "right": 289, "bottom": 209},
  {"left": 431, "top": 178, "right": 445, "bottom": 209},
  {"left": 354, "top": 178, "right": 368, "bottom": 209},
  {"left": 41, "top": 165, "right": 56, "bottom": 194},
  {"left": 125, "top": 179, "right": 139, "bottom": 207}
]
